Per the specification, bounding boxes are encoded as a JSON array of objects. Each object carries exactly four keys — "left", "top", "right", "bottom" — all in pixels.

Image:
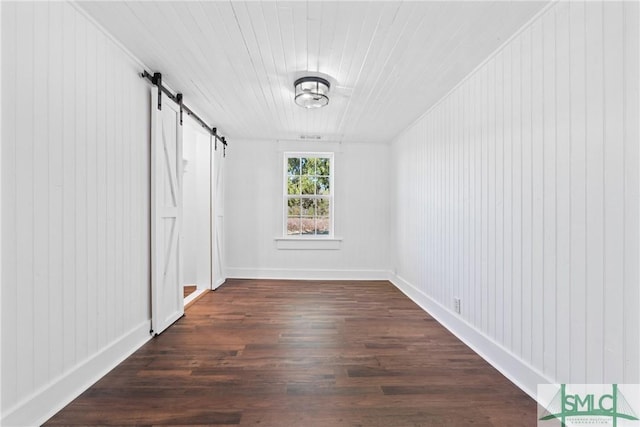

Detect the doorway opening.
[{"left": 182, "top": 118, "right": 213, "bottom": 307}]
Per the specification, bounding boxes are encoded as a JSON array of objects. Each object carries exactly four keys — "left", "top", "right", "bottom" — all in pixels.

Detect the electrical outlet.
[{"left": 454, "top": 298, "right": 461, "bottom": 314}]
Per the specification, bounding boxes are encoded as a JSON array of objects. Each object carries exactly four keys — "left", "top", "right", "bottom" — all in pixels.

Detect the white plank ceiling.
[{"left": 77, "top": 1, "right": 548, "bottom": 143}]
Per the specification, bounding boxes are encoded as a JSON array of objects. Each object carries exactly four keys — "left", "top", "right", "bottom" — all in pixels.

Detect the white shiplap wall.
[
  {"left": 224, "top": 139, "right": 390, "bottom": 280},
  {"left": 1, "top": 2, "right": 151, "bottom": 425},
  {"left": 391, "top": 1, "right": 639, "bottom": 395}
]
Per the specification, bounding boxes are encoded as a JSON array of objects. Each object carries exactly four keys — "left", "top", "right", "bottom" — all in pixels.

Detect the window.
[{"left": 284, "top": 152, "right": 334, "bottom": 237}]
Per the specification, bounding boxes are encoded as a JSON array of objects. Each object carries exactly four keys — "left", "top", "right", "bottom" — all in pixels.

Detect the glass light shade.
[{"left": 294, "top": 77, "right": 330, "bottom": 109}]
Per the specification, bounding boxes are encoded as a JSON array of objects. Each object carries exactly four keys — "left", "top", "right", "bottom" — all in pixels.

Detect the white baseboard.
[
  {"left": 225, "top": 267, "right": 391, "bottom": 281},
  {"left": 1, "top": 320, "right": 151, "bottom": 427},
  {"left": 388, "top": 273, "right": 551, "bottom": 400},
  {"left": 184, "top": 289, "right": 207, "bottom": 306}
]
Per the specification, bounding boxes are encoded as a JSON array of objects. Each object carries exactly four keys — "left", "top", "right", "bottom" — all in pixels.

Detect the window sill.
[{"left": 275, "top": 237, "right": 343, "bottom": 250}]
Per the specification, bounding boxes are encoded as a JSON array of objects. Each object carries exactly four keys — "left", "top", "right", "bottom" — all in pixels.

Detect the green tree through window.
[{"left": 285, "top": 154, "right": 333, "bottom": 236}]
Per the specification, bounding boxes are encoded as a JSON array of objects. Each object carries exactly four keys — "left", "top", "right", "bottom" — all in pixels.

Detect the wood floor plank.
[
  {"left": 183, "top": 285, "right": 197, "bottom": 298},
  {"left": 45, "top": 279, "right": 536, "bottom": 426}
]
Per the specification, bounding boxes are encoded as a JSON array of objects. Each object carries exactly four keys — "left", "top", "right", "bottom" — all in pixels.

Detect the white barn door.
[
  {"left": 212, "top": 144, "right": 225, "bottom": 289},
  {"left": 150, "top": 88, "right": 184, "bottom": 335}
]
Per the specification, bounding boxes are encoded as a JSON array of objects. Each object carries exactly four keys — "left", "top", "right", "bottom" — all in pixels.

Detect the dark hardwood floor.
[{"left": 46, "top": 279, "right": 537, "bottom": 426}]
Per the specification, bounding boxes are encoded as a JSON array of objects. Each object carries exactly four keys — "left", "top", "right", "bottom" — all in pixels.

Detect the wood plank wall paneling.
[
  {"left": 76, "top": 2, "right": 547, "bottom": 143},
  {"left": 623, "top": 0, "right": 640, "bottom": 389},
  {"left": 1, "top": 1, "right": 151, "bottom": 415},
  {"left": 391, "top": 1, "right": 639, "bottom": 385},
  {"left": 223, "top": 139, "right": 390, "bottom": 279}
]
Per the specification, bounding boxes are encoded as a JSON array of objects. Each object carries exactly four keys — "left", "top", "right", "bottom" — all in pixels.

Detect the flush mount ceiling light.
[{"left": 294, "top": 76, "right": 330, "bottom": 109}]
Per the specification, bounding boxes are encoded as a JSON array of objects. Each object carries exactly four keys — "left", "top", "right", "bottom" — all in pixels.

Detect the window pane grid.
[
  {"left": 286, "top": 196, "right": 331, "bottom": 236},
  {"left": 284, "top": 154, "right": 332, "bottom": 237}
]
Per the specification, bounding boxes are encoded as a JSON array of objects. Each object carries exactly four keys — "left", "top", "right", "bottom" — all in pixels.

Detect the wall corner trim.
[
  {"left": 68, "top": 1, "right": 149, "bottom": 71},
  {"left": 1, "top": 321, "right": 151, "bottom": 427},
  {"left": 392, "top": 0, "right": 557, "bottom": 145},
  {"left": 388, "top": 273, "right": 551, "bottom": 401}
]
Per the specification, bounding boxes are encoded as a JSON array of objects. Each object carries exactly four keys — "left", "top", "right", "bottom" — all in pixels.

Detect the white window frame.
[{"left": 283, "top": 152, "right": 334, "bottom": 239}]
